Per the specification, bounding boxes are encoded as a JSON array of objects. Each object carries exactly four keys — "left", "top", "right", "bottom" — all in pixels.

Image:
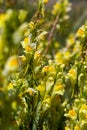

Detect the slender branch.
[{"left": 44, "top": 12, "right": 60, "bottom": 54}]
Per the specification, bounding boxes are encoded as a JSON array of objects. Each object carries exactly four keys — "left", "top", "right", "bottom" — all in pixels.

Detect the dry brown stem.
[{"left": 44, "top": 12, "right": 60, "bottom": 54}]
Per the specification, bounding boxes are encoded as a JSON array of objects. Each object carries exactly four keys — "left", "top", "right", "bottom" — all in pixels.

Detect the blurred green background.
[{"left": 0, "top": 0, "right": 87, "bottom": 34}]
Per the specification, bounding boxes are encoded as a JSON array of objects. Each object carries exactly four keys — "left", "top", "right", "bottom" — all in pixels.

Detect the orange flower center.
[{"left": 9, "top": 58, "right": 18, "bottom": 67}]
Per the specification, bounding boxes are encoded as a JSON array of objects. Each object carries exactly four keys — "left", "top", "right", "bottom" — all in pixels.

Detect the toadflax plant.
[
  {"left": 64, "top": 22, "right": 87, "bottom": 130},
  {"left": 0, "top": 0, "right": 87, "bottom": 130},
  {"left": 0, "top": 0, "right": 68, "bottom": 129}
]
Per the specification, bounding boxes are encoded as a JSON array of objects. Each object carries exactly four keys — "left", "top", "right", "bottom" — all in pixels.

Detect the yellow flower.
[
  {"left": 11, "top": 101, "right": 17, "bottom": 110},
  {"left": 25, "top": 45, "right": 32, "bottom": 53},
  {"left": 29, "top": 21, "right": 34, "bottom": 30},
  {"left": 54, "top": 3, "right": 59, "bottom": 9},
  {"left": 64, "top": 109, "right": 77, "bottom": 119},
  {"left": 34, "top": 51, "right": 41, "bottom": 59},
  {"left": 24, "top": 29, "right": 29, "bottom": 36},
  {"left": 8, "top": 57, "right": 18, "bottom": 67},
  {"left": 3, "top": 56, "right": 18, "bottom": 75},
  {"left": 43, "top": 96, "right": 51, "bottom": 106},
  {"left": 64, "top": 51, "right": 71, "bottom": 61},
  {"left": 68, "top": 109, "right": 77, "bottom": 119},
  {"left": 36, "top": 31, "right": 47, "bottom": 41},
  {"left": 55, "top": 52, "right": 63, "bottom": 64},
  {"left": 65, "top": 126, "right": 70, "bottom": 130},
  {"left": 7, "top": 83, "right": 13, "bottom": 90},
  {"left": 18, "top": 9, "right": 28, "bottom": 22},
  {"left": 42, "top": 96, "right": 51, "bottom": 111},
  {"left": 48, "top": 65, "right": 55, "bottom": 73},
  {"left": 21, "top": 36, "right": 33, "bottom": 53},
  {"left": 44, "top": 0, "right": 49, "bottom": 4},
  {"left": 68, "top": 109, "right": 76, "bottom": 116},
  {"left": 53, "top": 84, "right": 64, "bottom": 95},
  {"left": 73, "top": 42, "right": 81, "bottom": 52},
  {"left": 42, "top": 65, "right": 55, "bottom": 74},
  {"left": 76, "top": 26, "right": 85, "bottom": 37},
  {"left": 24, "top": 37, "right": 29, "bottom": 44},
  {"left": 44, "top": 97, "right": 51, "bottom": 104},
  {"left": 68, "top": 68, "right": 77, "bottom": 77},
  {"left": 74, "top": 125, "right": 80, "bottom": 130},
  {"left": 77, "top": 29, "right": 84, "bottom": 35},
  {"left": 79, "top": 104, "right": 87, "bottom": 120},
  {"left": 52, "top": 3, "right": 60, "bottom": 15},
  {"left": 21, "top": 36, "right": 30, "bottom": 49},
  {"left": 42, "top": 66, "right": 49, "bottom": 73},
  {"left": 54, "top": 84, "right": 63, "bottom": 91},
  {"left": 65, "top": 51, "right": 70, "bottom": 57},
  {"left": 36, "top": 85, "right": 45, "bottom": 97},
  {"left": 66, "top": 34, "right": 75, "bottom": 47},
  {"left": 29, "top": 89, "right": 33, "bottom": 96},
  {"left": 0, "top": 14, "right": 6, "bottom": 27},
  {"left": 19, "top": 55, "right": 26, "bottom": 62},
  {"left": 80, "top": 104, "right": 87, "bottom": 111}
]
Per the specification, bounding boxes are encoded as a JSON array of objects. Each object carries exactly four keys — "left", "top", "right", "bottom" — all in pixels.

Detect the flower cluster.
[{"left": 0, "top": 0, "right": 87, "bottom": 130}]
